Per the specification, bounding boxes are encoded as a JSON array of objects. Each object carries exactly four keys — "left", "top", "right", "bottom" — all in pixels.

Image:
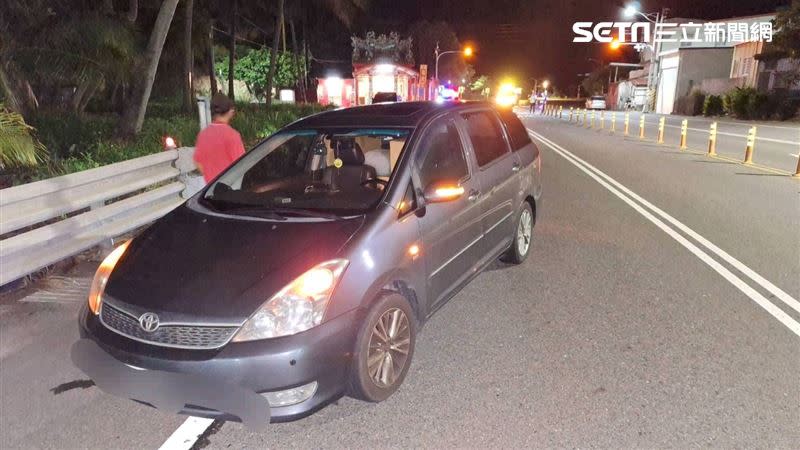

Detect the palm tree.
[
  {"left": 116, "top": 0, "right": 181, "bottom": 138},
  {"left": 183, "top": 0, "right": 195, "bottom": 112},
  {"left": 0, "top": 104, "right": 45, "bottom": 169},
  {"left": 265, "top": 0, "right": 284, "bottom": 107}
]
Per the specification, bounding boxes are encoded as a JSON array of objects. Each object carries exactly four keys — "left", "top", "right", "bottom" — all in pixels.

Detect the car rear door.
[
  {"left": 412, "top": 114, "right": 485, "bottom": 309},
  {"left": 456, "top": 108, "right": 521, "bottom": 259}
]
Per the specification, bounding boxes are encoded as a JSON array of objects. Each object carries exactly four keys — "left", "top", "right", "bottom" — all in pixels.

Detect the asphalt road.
[
  {"left": 1, "top": 114, "right": 798, "bottom": 448},
  {"left": 539, "top": 108, "right": 800, "bottom": 172}
]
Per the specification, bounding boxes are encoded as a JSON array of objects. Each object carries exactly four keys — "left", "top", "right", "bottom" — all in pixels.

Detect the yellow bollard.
[
  {"left": 558, "top": 105, "right": 563, "bottom": 119},
  {"left": 639, "top": 114, "right": 646, "bottom": 139},
  {"left": 743, "top": 126, "right": 757, "bottom": 164},
  {"left": 590, "top": 110, "right": 596, "bottom": 128},
  {"left": 794, "top": 151, "right": 800, "bottom": 177},
  {"left": 600, "top": 110, "right": 605, "bottom": 130},
  {"left": 707, "top": 122, "right": 717, "bottom": 156},
  {"left": 657, "top": 116, "right": 665, "bottom": 144},
  {"left": 679, "top": 119, "right": 688, "bottom": 150},
  {"left": 624, "top": 112, "right": 630, "bottom": 135},
  {"left": 611, "top": 111, "right": 616, "bottom": 133},
  {"left": 569, "top": 107, "right": 574, "bottom": 122}
]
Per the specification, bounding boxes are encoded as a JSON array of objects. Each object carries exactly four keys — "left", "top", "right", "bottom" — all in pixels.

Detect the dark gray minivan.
[{"left": 72, "top": 101, "right": 542, "bottom": 427}]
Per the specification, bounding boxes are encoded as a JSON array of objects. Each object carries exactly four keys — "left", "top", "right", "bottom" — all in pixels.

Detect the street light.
[
  {"left": 622, "top": 3, "right": 668, "bottom": 112},
  {"left": 623, "top": 3, "right": 659, "bottom": 23},
  {"left": 610, "top": 38, "right": 621, "bottom": 50},
  {"left": 434, "top": 43, "right": 473, "bottom": 85}
]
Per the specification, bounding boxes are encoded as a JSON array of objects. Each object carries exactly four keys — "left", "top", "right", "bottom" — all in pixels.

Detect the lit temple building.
[{"left": 317, "top": 32, "right": 421, "bottom": 107}]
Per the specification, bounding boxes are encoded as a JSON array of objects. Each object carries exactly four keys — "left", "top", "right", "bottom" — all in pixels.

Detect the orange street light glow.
[
  {"left": 463, "top": 47, "right": 473, "bottom": 57},
  {"left": 610, "top": 39, "right": 621, "bottom": 50},
  {"left": 408, "top": 244, "right": 420, "bottom": 256}
]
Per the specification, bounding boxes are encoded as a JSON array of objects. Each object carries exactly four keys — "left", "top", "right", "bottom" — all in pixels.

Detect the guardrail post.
[
  {"left": 707, "top": 122, "right": 717, "bottom": 156},
  {"left": 611, "top": 111, "right": 616, "bottom": 133},
  {"left": 679, "top": 119, "right": 688, "bottom": 150},
  {"left": 624, "top": 112, "right": 630, "bottom": 136},
  {"left": 657, "top": 116, "right": 665, "bottom": 144},
  {"left": 600, "top": 110, "right": 605, "bottom": 130},
  {"left": 743, "top": 126, "right": 756, "bottom": 164},
  {"left": 639, "top": 114, "right": 645, "bottom": 139}
]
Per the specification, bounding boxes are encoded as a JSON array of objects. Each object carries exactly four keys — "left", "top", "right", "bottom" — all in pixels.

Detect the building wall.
[
  {"left": 676, "top": 47, "right": 734, "bottom": 99},
  {"left": 730, "top": 42, "right": 763, "bottom": 88}
]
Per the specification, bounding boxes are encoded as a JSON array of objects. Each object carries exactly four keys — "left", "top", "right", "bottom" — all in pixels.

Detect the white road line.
[
  {"left": 532, "top": 130, "right": 800, "bottom": 316},
  {"left": 159, "top": 417, "right": 215, "bottom": 450},
  {"left": 528, "top": 128, "right": 800, "bottom": 338}
]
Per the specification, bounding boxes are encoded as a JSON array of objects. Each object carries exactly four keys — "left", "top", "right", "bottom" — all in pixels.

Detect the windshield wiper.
[
  {"left": 265, "top": 207, "right": 342, "bottom": 220},
  {"left": 201, "top": 198, "right": 287, "bottom": 220}
]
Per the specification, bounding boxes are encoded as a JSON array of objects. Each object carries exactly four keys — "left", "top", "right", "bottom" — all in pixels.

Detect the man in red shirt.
[{"left": 194, "top": 93, "right": 246, "bottom": 183}]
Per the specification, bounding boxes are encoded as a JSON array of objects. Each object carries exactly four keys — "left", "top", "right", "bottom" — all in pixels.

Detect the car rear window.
[{"left": 497, "top": 109, "right": 533, "bottom": 151}]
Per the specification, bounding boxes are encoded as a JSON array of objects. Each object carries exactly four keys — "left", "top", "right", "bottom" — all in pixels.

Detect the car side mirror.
[{"left": 422, "top": 182, "right": 464, "bottom": 204}]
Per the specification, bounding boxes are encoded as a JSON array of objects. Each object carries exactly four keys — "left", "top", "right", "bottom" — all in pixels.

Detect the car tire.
[
  {"left": 501, "top": 201, "right": 534, "bottom": 264},
  {"left": 348, "top": 292, "right": 417, "bottom": 403}
]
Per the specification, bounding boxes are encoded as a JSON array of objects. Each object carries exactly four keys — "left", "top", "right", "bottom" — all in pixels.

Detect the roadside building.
[{"left": 315, "top": 32, "right": 421, "bottom": 106}]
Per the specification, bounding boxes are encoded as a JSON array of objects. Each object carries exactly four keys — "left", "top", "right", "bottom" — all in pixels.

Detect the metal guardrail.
[{"left": 0, "top": 147, "right": 203, "bottom": 286}]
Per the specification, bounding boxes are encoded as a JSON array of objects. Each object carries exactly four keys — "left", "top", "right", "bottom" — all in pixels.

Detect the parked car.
[
  {"left": 72, "top": 101, "right": 542, "bottom": 428},
  {"left": 586, "top": 95, "right": 607, "bottom": 110},
  {"left": 372, "top": 92, "right": 398, "bottom": 103}
]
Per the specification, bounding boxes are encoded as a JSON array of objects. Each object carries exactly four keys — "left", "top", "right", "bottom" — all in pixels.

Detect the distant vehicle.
[
  {"left": 435, "top": 85, "right": 460, "bottom": 103},
  {"left": 586, "top": 95, "right": 607, "bottom": 110},
  {"left": 372, "top": 92, "right": 398, "bottom": 103},
  {"left": 72, "top": 101, "right": 542, "bottom": 427}
]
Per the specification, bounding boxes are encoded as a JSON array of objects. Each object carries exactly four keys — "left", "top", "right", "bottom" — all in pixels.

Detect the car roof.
[{"left": 285, "top": 101, "right": 494, "bottom": 129}]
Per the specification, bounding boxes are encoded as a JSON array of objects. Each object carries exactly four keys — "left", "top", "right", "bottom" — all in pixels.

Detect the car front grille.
[{"left": 99, "top": 302, "right": 239, "bottom": 350}]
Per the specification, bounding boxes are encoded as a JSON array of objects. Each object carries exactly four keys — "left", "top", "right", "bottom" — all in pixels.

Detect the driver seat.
[{"left": 323, "top": 140, "right": 377, "bottom": 190}]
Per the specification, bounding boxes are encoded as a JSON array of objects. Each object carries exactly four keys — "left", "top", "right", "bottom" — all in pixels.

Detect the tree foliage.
[
  {"left": 772, "top": 1, "right": 800, "bottom": 59},
  {"left": 215, "top": 47, "right": 306, "bottom": 100},
  {"left": 0, "top": 103, "right": 45, "bottom": 169}
]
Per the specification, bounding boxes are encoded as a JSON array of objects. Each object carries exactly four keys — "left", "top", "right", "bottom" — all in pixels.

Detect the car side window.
[
  {"left": 461, "top": 111, "right": 510, "bottom": 167},
  {"left": 496, "top": 109, "right": 532, "bottom": 151},
  {"left": 414, "top": 119, "right": 469, "bottom": 189}
]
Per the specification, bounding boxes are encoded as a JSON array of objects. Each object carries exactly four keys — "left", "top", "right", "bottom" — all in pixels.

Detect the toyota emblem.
[{"left": 138, "top": 312, "right": 160, "bottom": 332}]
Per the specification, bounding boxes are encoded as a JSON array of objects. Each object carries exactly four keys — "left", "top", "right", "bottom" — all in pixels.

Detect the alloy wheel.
[
  {"left": 367, "top": 308, "right": 411, "bottom": 388},
  {"left": 516, "top": 208, "right": 532, "bottom": 256}
]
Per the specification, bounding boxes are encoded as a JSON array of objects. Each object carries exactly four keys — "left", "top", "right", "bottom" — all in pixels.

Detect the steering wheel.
[{"left": 360, "top": 178, "right": 388, "bottom": 188}]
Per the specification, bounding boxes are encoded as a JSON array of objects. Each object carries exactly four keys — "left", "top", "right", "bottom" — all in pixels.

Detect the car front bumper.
[{"left": 74, "top": 306, "right": 363, "bottom": 426}]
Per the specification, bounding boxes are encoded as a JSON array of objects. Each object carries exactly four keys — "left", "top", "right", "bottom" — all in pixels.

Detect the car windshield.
[{"left": 202, "top": 128, "right": 411, "bottom": 217}]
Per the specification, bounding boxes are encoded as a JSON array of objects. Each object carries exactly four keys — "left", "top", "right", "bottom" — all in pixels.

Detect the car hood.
[{"left": 104, "top": 204, "right": 364, "bottom": 324}]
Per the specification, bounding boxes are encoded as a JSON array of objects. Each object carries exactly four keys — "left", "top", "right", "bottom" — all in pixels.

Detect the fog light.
[{"left": 261, "top": 381, "right": 317, "bottom": 407}]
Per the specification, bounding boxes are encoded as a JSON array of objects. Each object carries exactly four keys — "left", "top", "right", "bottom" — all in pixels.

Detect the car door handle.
[
  {"left": 511, "top": 162, "right": 521, "bottom": 172},
  {"left": 468, "top": 189, "right": 480, "bottom": 202}
]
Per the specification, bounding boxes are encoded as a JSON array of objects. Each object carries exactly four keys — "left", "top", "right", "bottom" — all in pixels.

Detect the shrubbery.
[
  {"left": 1, "top": 101, "right": 331, "bottom": 186},
  {"left": 699, "top": 88, "right": 798, "bottom": 120},
  {"left": 703, "top": 95, "right": 724, "bottom": 116}
]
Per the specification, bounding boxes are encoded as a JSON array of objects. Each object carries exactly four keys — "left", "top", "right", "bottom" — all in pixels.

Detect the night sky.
[{"left": 350, "top": 0, "right": 791, "bottom": 92}]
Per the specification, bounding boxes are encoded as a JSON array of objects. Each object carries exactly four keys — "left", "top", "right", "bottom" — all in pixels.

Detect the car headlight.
[
  {"left": 232, "top": 259, "right": 349, "bottom": 341},
  {"left": 88, "top": 241, "right": 131, "bottom": 315}
]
